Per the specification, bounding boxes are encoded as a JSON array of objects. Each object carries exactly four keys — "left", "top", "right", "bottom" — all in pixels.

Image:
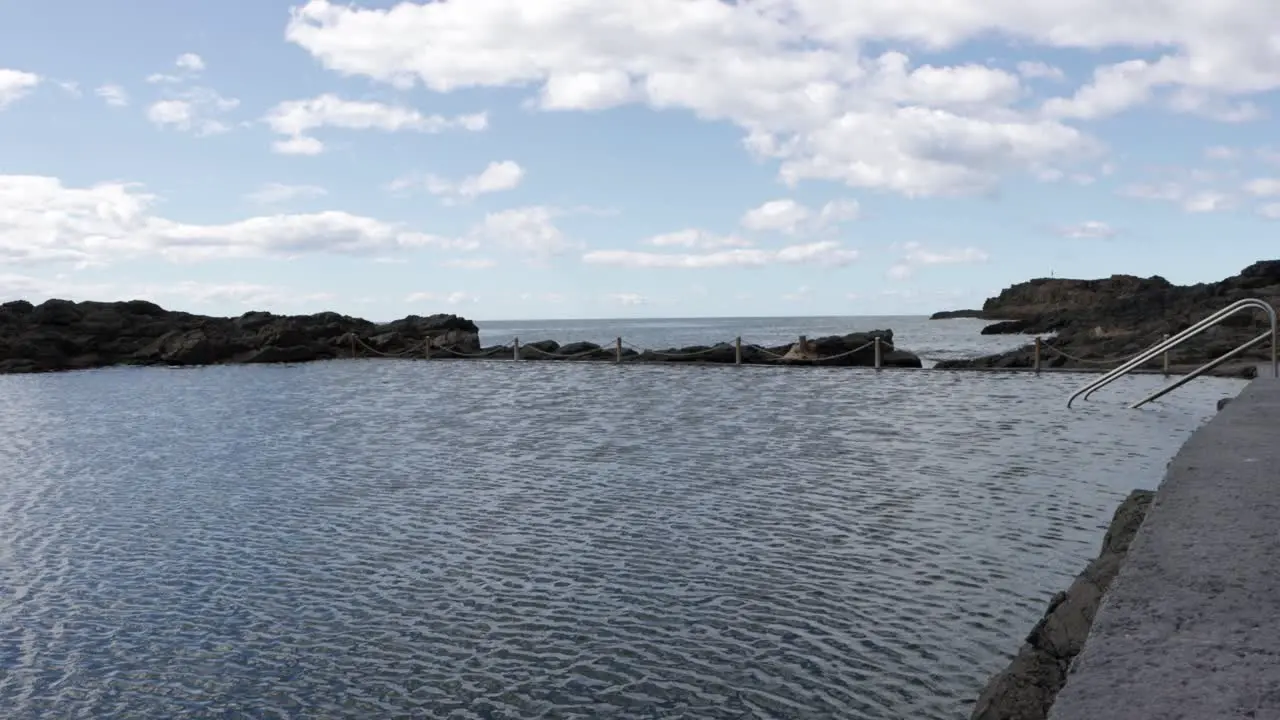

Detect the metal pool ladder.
[{"left": 1067, "top": 297, "right": 1279, "bottom": 410}]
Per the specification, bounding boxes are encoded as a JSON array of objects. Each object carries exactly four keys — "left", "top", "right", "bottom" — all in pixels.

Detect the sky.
[{"left": 2, "top": 0, "right": 1280, "bottom": 321}]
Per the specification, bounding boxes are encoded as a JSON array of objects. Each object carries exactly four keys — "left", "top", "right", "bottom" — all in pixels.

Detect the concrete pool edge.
[{"left": 968, "top": 379, "right": 1259, "bottom": 720}]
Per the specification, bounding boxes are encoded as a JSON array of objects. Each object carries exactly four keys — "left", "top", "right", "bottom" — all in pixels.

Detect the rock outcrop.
[
  {"left": 935, "top": 260, "right": 1280, "bottom": 372},
  {"left": 929, "top": 309, "right": 987, "bottom": 320},
  {"left": 0, "top": 298, "right": 479, "bottom": 374},
  {"left": 968, "top": 490, "right": 1155, "bottom": 720},
  {"left": 483, "top": 329, "right": 922, "bottom": 367}
]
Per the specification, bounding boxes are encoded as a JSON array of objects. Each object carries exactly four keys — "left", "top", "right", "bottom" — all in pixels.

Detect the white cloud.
[
  {"left": 645, "top": 229, "right": 751, "bottom": 249},
  {"left": 406, "top": 291, "right": 478, "bottom": 305},
  {"left": 741, "top": 199, "right": 812, "bottom": 234},
  {"left": 442, "top": 257, "right": 497, "bottom": 270},
  {"left": 399, "top": 160, "right": 526, "bottom": 203},
  {"left": 1183, "top": 191, "right": 1234, "bottom": 213},
  {"left": 245, "top": 182, "right": 328, "bottom": 205},
  {"left": 1259, "top": 203, "right": 1280, "bottom": 220},
  {"left": 0, "top": 69, "right": 40, "bottom": 109},
  {"left": 0, "top": 174, "right": 475, "bottom": 266},
  {"left": 888, "top": 241, "right": 988, "bottom": 279},
  {"left": 740, "top": 198, "right": 860, "bottom": 235},
  {"left": 468, "top": 206, "right": 580, "bottom": 258},
  {"left": 263, "top": 94, "right": 487, "bottom": 154},
  {"left": 95, "top": 84, "right": 129, "bottom": 107},
  {"left": 1016, "top": 62, "right": 1064, "bottom": 81},
  {"left": 1121, "top": 180, "right": 1237, "bottom": 213},
  {"left": 282, "top": 0, "right": 1129, "bottom": 197},
  {"left": 1056, "top": 221, "right": 1117, "bottom": 239},
  {"left": 1244, "top": 178, "right": 1280, "bottom": 197},
  {"left": 607, "top": 292, "right": 647, "bottom": 306},
  {"left": 582, "top": 241, "right": 859, "bottom": 269},
  {"left": 175, "top": 53, "right": 205, "bottom": 73}
]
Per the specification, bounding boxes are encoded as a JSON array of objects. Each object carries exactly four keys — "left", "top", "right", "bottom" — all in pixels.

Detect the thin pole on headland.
[
  {"left": 1162, "top": 333, "right": 1170, "bottom": 376},
  {"left": 874, "top": 336, "right": 883, "bottom": 370},
  {"left": 1034, "top": 337, "right": 1041, "bottom": 374},
  {"left": 735, "top": 336, "right": 742, "bottom": 365},
  {"left": 513, "top": 337, "right": 520, "bottom": 361},
  {"left": 615, "top": 337, "right": 623, "bottom": 364},
  {"left": 424, "top": 339, "right": 431, "bottom": 359}
]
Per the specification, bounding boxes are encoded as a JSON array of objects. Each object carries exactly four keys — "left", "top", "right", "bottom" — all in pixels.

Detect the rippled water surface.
[{"left": 0, "top": 356, "right": 1246, "bottom": 719}]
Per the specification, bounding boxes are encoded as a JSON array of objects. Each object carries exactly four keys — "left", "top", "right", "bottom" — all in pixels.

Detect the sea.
[{"left": 0, "top": 315, "right": 1247, "bottom": 719}]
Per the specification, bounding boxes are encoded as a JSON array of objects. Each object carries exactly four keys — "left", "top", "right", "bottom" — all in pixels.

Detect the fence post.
[
  {"left": 1034, "top": 337, "right": 1041, "bottom": 374},
  {"left": 615, "top": 337, "right": 623, "bottom": 364},
  {"left": 874, "top": 336, "right": 883, "bottom": 370},
  {"left": 1162, "top": 333, "right": 1170, "bottom": 375},
  {"left": 735, "top": 336, "right": 742, "bottom": 365},
  {"left": 513, "top": 337, "right": 520, "bottom": 361}
]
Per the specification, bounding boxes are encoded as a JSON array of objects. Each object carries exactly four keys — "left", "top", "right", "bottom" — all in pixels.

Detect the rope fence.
[
  {"left": 349, "top": 331, "right": 1186, "bottom": 374},
  {"left": 346, "top": 333, "right": 899, "bottom": 368},
  {"left": 1034, "top": 334, "right": 1174, "bottom": 374}
]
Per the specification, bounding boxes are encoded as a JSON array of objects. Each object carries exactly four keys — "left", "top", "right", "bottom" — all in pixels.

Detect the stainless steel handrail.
[
  {"left": 1066, "top": 297, "right": 1278, "bottom": 409},
  {"left": 1128, "top": 329, "right": 1273, "bottom": 409}
]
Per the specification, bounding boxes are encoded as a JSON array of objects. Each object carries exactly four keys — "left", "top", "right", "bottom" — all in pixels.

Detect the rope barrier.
[
  {"left": 1041, "top": 342, "right": 1152, "bottom": 366},
  {"left": 520, "top": 343, "right": 617, "bottom": 360},
  {"left": 351, "top": 335, "right": 424, "bottom": 358},
  {"left": 348, "top": 333, "right": 895, "bottom": 366},
  {"left": 620, "top": 339, "right": 726, "bottom": 358}
]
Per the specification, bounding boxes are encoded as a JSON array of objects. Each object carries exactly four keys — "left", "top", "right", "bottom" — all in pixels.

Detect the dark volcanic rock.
[
  {"left": 0, "top": 298, "right": 480, "bottom": 375},
  {"left": 943, "top": 260, "right": 1280, "bottom": 370},
  {"left": 969, "top": 490, "right": 1155, "bottom": 720},
  {"left": 514, "top": 329, "right": 923, "bottom": 367},
  {"left": 930, "top": 309, "right": 987, "bottom": 320}
]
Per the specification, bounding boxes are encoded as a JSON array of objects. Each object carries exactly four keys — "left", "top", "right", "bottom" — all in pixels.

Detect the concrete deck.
[{"left": 1048, "top": 377, "right": 1280, "bottom": 720}]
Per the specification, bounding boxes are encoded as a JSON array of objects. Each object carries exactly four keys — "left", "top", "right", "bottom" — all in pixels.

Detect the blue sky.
[{"left": 2, "top": 0, "right": 1279, "bottom": 321}]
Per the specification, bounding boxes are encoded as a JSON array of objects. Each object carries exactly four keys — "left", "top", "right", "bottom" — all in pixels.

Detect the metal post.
[
  {"left": 874, "top": 336, "right": 883, "bottom": 370},
  {"left": 424, "top": 338, "right": 431, "bottom": 359},
  {"left": 735, "top": 336, "right": 742, "bottom": 365},
  {"left": 1034, "top": 337, "right": 1041, "bottom": 374},
  {"left": 1161, "top": 333, "right": 1169, "bottom": 375},
  {"left": 615, "top": 337, "right": 623, "bottom": 364},
  {"left": 513, "top": 337, "right": 520, "bottom": 361}
]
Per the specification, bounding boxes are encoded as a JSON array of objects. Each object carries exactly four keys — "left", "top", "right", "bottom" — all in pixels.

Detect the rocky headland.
[
  {"left": 0, "top": 298, "right": 480, "bottom": 374},
  {"left": 931, "top": 260, "right": 1280, "bottom": 377},
  {"left": 969, "top": 489, "right": 1155, "bottom": 720},
  {"left": 0, "top": 299, "right": 922, "bottom": 374}
]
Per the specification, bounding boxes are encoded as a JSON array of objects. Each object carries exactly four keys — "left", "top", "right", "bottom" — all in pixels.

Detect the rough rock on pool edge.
[{"left": 967, "top": 489, "right": 1155, "bottom": 720}]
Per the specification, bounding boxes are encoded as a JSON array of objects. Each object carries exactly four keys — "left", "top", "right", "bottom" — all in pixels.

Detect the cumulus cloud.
[
  {"left": 0, "top": 174, "right": 475, "bottom": 266},
  {"left": 887, "top": 241, "right": 988, "bottom": 279},
  {"left": 263, "top": 94, "right": 487, "bottom": 154},
  {"left": 644, "top": 229, "right": 751, "bottom": 249},
  {"left": 147, "top": 87, "right": 240, "bottom": 135},
  {"left": 0, "top": 69, "right": 40, "bottom": 109},
  {"left": 583, "top": 241, "right": 860, "bottom": 269},
  {"left": 740, "top": 198, "right": 860, "bottom": 234},
  {"left": 393, "top": 160, "right": 525, "bottom": 203},
  {"left": 95, "top": 84, "right": 129, "bottom": 107},
  {"left": 1244, "top": 178, "right": 1280, "bottom": 197},
  {"left": 1056, "top": 221, "right": 1118, "bottom": 239},
  {"left": 279, "top": 0, "right": 1266, "bottom": 196},
  {"left": 467, "top": 206, "right": 581, "bottom": 258}
]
